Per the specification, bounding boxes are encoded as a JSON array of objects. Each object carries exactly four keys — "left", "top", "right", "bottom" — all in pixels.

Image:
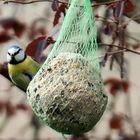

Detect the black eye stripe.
[
  {"left": 14, "top": 48, "right": 22, "bottom": 55},
  {"left": 8, "top": 48, "right": 22, "bottom": 56}
]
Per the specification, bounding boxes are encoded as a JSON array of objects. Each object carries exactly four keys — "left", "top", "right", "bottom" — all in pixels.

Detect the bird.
[{"left": 7, "top": 45, "right": 40, "bottom": 92}]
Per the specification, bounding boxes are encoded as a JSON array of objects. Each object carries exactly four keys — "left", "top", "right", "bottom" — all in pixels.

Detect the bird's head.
[{"left": 7, "top": 45, "right": 26, "bottom": 64}]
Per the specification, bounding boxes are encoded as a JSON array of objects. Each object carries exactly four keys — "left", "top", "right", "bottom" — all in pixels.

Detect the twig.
[
  {"left": 107, "top": 49, "right": 126, "bottom": 55},
  {"left": 95, "top": 15, "right": 117, "bottom": 23},
  {"left": 3, "top": 0, "right": 66, "bottom": 5},
  {"left": 92, "top": 0, "right": 126, "bottom": 7},
  {"left": 100, "top": 49, "right": 127, "bottom": 67},
  {"left": 2, "top": 0, "right": 126, "bottom": 7},
  {"left": 118, "top": 26, "right": 125, "bottom": 78},
  {"left": 122, "top": 13, "right": 140, "bottom": 27},
  {"left": 99, "top": 43, "right": 140, "bottom": 55}
]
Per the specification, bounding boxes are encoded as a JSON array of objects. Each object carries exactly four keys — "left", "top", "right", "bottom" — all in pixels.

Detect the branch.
[
  {"left": 92, "top": 0, "right": 126, "bottom": 7},
  {"left": 107, "top": 49, "right": 126, "bottom": 55},
  {"left": 99, "top": 43, "right": 140, "bottom": 55},
  {"left": 2, "top": 0, "right": 125, "bottom": 7},
  {"left": 3, "top": 0, "right": 66, "bottom": 5}
]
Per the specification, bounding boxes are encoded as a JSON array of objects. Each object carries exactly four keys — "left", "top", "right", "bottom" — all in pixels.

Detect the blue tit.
[{"left": 7, "top": 45, "right": 40, "bottom": 92}]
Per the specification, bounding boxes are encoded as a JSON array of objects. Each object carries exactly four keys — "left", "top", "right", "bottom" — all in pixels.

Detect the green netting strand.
[
  {"left": 27, "top": 0, "right": 108, "bottom": 135},
  {"left": 44, "top": 0, "right": 99, "bottom": 70}
]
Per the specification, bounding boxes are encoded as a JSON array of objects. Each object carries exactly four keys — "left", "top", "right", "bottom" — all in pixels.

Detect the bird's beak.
[{"left": 11, "top": 54, "right": 14, "bottom": 57}]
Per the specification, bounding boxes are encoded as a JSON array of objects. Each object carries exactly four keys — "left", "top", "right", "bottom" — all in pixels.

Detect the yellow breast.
[{"left": 8, "top": 56, "right": 32, "bottom": 75}]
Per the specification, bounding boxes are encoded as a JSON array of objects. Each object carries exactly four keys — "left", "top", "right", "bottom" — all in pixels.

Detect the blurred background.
[{"left": 0, "top": 0, "right": 140, "bottom": 139}]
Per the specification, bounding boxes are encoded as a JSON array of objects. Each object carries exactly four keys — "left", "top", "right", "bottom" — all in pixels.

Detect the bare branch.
[
  {"left": 92, "top": 0, "right": 126, "bottom": 7},
  {"left": 2, "top": 0, "right": 125, "bottom": 7},
  {"left": 99, "top": 43, "right": 140, "bottom": 55},
  {"left": 3, "top": 0, "right": 66, "bottom": 5}
]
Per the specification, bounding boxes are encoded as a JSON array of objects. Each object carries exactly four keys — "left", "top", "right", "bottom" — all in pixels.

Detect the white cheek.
[
  {"left": 7, "top": 54, "right": 11, "bottom": 62},
  {"left": 15, "top": 51, "right": 25, "bottom": 61}
]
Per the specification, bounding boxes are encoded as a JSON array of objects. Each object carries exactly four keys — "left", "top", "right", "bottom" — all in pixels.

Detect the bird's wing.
[
  {"left": 15, "top": 58, "right": 40, "bottom": 92},
  {"left": 32, "top": 60, "right": 40, "bottom": 73},
  {"left": 12, "top": 73, "right": 31, "bottom": 92},
  {"left": 26, "top": 57, "right": 40, "bottom": 76}
]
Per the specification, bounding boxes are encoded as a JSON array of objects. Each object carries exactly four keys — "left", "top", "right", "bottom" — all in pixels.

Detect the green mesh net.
[
  {"left": 46, "top": 0, "right": 99, "bottom": 70},
  {"left": 27, "top": 0, "right": 108, "bottom": 135}
]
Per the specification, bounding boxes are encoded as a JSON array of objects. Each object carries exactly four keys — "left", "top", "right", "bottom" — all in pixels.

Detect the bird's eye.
[
  {"left": 8, "top": 52, "right": 10, "bottom": 55},
  {"left": 14, "top": 49, "right": 22, "bottom": 55}
]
